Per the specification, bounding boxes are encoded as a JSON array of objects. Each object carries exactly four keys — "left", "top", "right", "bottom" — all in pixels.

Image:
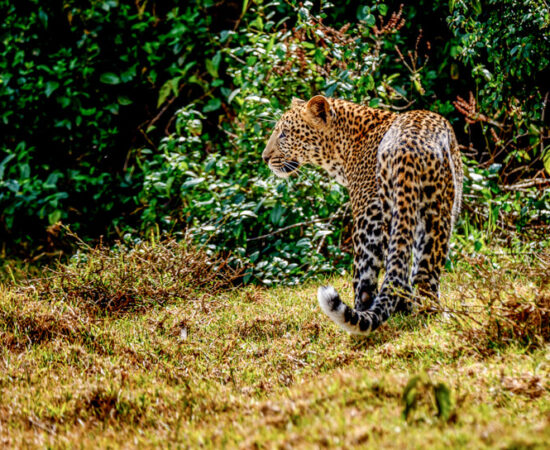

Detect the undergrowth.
[
  {"left": 442, "top": 251, "right": 550, "bottom": 350},
  {"left": 37, "top": 234, "right": 241, "bottom": 313}
]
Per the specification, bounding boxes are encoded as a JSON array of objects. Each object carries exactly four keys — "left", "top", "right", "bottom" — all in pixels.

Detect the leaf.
[
  {"left": 543, "top": 145, "right": 550, "bottom": 176},
  {"left": 203, "top": 98, "right": 221, "bottom": 113},
  {"left": 182, "top": 177, "right": 205, "bottom": 189},
  {"left": 313, "top": 230, "right": 332, "bottom": 239},
  {"left": 213, "top": 51, "right": 222, "bottom": 68},
  {"left": 270, "top": 204, "right": 285, "bottom": 225},
  {"left": 120, "top": 66, "right": 137, "bottom": 83},
  {"left": 100, "top": 72, "right": 121, "bottom": 85},
  {"left": 220, "top": 30, "right": 233, "bottom": 43},
  {"left": 356, "top": 5, "right": 369, "bottom": 21},
  {"left": 472, "top": 0, "right": 482, "bottom": 15},
  {"left": 158, "top": 77, "right": 181, "bottom": 108},
  {"left": 48, "top": 209, "right": 62, "bottom": 225},
  {"left": 81, "top": 107, "right": 97, "bottom": 116},
  {"left": 296, "top": 238, "right": 311, "bottom": 248},
  {"left": 241, "top": 0, "right": 250, "bottom": 16},
  {"left": 369, "top": 98, "right": 381, "bottom": 108},
  {"left": 249, "top": 251, "right": 260, "bottom": 263},
  {"left": 45, "top": 81, "right": 59, "bottom": 97},
  {"left": 38, "top": 9, "right": 48, "bottom": 28},
  {"left": 249, "top": 16, "right": 263, "bottom": 30},
  {"left": 434, "top": 383, "right": 452, "bottom": 421},
  {"left": 44, "top": 172, "right": 60, "bottom": 189},
  {"left": 5, "top": 179, "right": 20, "bottom": 193},
  {"left": 227, "top": 88, "right": 241, "bottom": 104},
  {"left": 402, "top": 375, "right": 421, "bottom": 421},
  {"left": 239, "top": 210, "right": 257, "bottom": 218},
  {"left": 365, "top": 14, "right": 376, "bottom": 27},
  {"left": 0, "top": 154, "right": 16, "bottom": 180},
  {"left": 361, "top": 74, "right": 373, "bottom": 91},
  {"left": 117, "top": 96, "right": 133, "bottom": 105},
  {"left": 325, "top": 82, "right": 337, "bottom": 97},
  {"left": 188, "top": 119, "right": 202, "bottom": 136},
  {"left": 206, "top": 51, "right": 222, "bottom": 78},
  {"left": 266, "top": 34, "right": 276, "bottom": 55}
]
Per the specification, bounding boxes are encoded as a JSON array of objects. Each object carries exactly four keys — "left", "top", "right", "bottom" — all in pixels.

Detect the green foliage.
[
  {"left": 449, "top": 0, "right": 549, "bottom": 84},
  {"left": 136, "top": 101, "right": 352, "bottom": 285},
  {"left": 134, "top": 1, "right": 443, "bottom": 283},
  {"left": 458, "top": 162, "right": 550, "bottom": 243},
  {"left": 0, "top": 0, "right": 215, "bottom": 243},
  {"left": 448, "top": 0, "right": 550, "bottom": 178},
  {"left": 402, "top": 373, "right": 454, "bottom": 423},
  {"left": 1, "top": 0, "right": 548, "bottom": 282}
]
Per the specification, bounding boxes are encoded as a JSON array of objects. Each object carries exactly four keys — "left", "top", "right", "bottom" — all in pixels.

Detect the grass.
[{"left": 0, "top": 239, "right": 549, "bottom": 448}]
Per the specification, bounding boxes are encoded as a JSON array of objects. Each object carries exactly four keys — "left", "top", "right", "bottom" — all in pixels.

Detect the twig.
[
  {"left": 454, "top": 92, "right": 507, "bottom": 129},
  {"left": 247, "top": 217, "right": 335, "bottom": 242},
  {"left": 541, "top": 91, "right": 548, "bottom": 157},
  {"left": 379, "top": 100, "right": 416, "bottom": 111},
  {"left": 217, "top": 125, "right": 240, "bottom": 151},
  {"left": 149, "top": 94, "right": 178, "bottom": 129},
  {"left": 315, "top": 203, "right": 350, "bottom": 253},
  {"left": 29, "top": 250, "right": 63, "bottom": 263},
  {"left": 28, "top": 417, "right": 56, "bottom": 435},
  {"left": 501, "top": 178, "right": 550, "bottom": 191}
]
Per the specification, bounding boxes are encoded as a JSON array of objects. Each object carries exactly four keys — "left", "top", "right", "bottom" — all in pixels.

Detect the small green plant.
[{"left": 402, "top": 373, "right": 454, "bottom": 423}]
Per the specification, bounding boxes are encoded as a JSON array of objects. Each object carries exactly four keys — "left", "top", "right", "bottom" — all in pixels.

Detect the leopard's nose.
[{"left": 263, "top": 154, "right": 270, "bottom": 164}]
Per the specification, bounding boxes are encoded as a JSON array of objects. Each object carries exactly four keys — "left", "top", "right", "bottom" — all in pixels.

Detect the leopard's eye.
[{"left": 279, "top": 130, "right": 286, "bottom": 139}]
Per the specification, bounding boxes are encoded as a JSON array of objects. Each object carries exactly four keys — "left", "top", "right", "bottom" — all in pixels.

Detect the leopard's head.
[{"left": 262, "top": 95, "right": 334, "bottom": 178}]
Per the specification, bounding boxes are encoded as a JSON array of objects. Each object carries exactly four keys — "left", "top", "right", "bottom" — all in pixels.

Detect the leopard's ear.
[
  {"left": 305, "top": 95, "right": 331, "bottom": 127},
  {"left": 291, "top": 97, "right": 306, "bottom": 108}
]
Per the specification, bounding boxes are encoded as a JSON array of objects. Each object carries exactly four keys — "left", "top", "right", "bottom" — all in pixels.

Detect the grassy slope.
[{"left": 0, "top": 245, "right": 548, "bottom": 448}]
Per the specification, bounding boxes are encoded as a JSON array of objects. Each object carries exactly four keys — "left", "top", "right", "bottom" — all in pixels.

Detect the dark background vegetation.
[{"left": 1, "top": 0, "right": 549, "bottom": 283}]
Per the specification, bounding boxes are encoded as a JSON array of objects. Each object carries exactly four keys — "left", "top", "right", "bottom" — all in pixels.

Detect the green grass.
[{"left": 0, "top": 240, "right": 548, "bottom": 448}]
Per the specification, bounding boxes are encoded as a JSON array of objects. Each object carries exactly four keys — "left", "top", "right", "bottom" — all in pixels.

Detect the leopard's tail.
[{"left": 318, "top": 286, "right": 392, "bottom": 335}]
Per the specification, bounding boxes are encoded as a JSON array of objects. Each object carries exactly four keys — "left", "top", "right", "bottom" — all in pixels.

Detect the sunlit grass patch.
[{"left": 0, "top": 243, "right": 548, "bottom": 447}]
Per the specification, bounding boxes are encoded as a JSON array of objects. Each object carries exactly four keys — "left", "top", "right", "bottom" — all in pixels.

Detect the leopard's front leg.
[{"left": 352, "top": 198, "right": 387, "bottom": 312}]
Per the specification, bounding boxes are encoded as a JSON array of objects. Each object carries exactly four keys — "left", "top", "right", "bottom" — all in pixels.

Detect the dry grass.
[
  {"left": 0, "top": 241, "right": 548, "bottom": 448},
  {"left": 36, "top": 236, "right": 240, "bottom": 313},
  {"left": 444, "top": 251, "right": 550, "bottom": 350}
]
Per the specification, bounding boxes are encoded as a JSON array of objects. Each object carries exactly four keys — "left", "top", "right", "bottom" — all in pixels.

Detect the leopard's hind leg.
[
  {"left": 352, "top": 198, "right": 387, "bottom": 312},
  {"left": 351, "top": 149, "right": 420, "bottom": 330},
  {"left": 317, "top": 151, "right": 418, "bottom": 334},
  {"left": 410, "top": 168, "right": 454, "bottom": 309}
]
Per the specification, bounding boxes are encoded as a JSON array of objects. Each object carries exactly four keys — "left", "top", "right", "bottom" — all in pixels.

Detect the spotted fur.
[{"left": 262, "top": 96, "right": 463, "bottom": 335}]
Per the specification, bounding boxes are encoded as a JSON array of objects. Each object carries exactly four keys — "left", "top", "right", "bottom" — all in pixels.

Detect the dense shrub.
[
  {"left": 448, "top": 0, "right": 550, "bottom": 177},
  {"left": 1, "top": 0, "right": 548, "bottom": 282},
  {"left": 0, "top": 0, "right": 219, "bottom": 249},
  {"left": 135, "top": 1, "right": 448, "bottom": 283},
  {"left": 446, "top": 0, "right": 550, "bottom": 238}
]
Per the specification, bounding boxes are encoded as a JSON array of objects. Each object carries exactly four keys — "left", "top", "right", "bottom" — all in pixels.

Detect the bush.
[
  {"left": 448, "top": 0, "right": 550, "bottom": 179},
  {"left": 1, "top": 0, "right": 548, "bottom": 282},
  {"left": 0, "top": 0, "right": 219, "bottom": 248},
  {"left": 134, "top": 1, "right": 445, "bottom": 283}
]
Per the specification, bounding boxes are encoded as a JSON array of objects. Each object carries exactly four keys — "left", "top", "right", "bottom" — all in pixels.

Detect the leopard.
[{"left": 262, "top": 95, "right": 463, "bottom": 335}]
